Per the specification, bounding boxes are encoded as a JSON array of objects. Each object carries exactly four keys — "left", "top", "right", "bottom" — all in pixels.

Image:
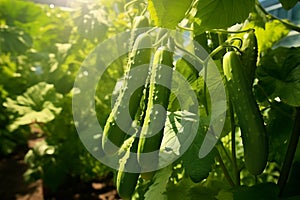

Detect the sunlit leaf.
[
  {"left": 4, "top": 82, "right": 63, "bottom": 131},
  {"left": 148, "top": 0, "right": 193, "bottom": 29},
  {"left": 144, "top": 165, "right": 172, "bottom": 200},
  {"left": 195, "top": 0, "right": 255, "bottom": 32},
  {"left": 255, "top": 20, "right": 290, "bottom": 54}
]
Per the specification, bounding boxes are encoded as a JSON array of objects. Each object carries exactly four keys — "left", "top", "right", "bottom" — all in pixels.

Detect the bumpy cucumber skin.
[
  {"left": 102, "top": 34, "right": 152, "bottom": 155},
  {"left": 223, "top": 51, "right": 268, "bottom": 175},
  {"left": 116, "top": 73, "right": 151, "bottom": 198},
  {"left": 137, "top": 47, "right": 174, "bottom": 172},
  {"left": 240, "top": 30, "right": 258, "bottom": 88},
  {"left": 116, "top": 137, "right": 140, "bottom": 200},
  {"left": 129, "top": 16, "right": 149, "bottom": 52},
  {"left": 132, "top": 16, "right": 149, "bottom": 30}
]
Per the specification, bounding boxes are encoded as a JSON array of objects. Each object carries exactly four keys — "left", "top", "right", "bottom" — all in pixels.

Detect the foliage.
[{"left": 0, "top": 0, "right": 300, "bottom": 199}]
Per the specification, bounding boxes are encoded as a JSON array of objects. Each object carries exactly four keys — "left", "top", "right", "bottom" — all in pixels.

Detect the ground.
[{"left": 0, "top": 138, "right": 120, "bottom": 200}]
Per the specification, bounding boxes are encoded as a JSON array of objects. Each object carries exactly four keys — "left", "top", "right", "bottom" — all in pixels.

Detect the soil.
[{"left": 0, "top": 138, "right": 120, "bottom": 200}]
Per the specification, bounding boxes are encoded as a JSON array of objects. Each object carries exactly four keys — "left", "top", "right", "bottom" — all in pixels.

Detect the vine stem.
[
  {"left": 255, "top": 0, "right": 300, "bottom": 33},
  {"left": 277, "top": 107, "right": 300, "bottom": 196},
  {"left": 216, "top": 150, "right": 235, "bottom": 187},
  {"left": 229, "top": 100, "right": 240, "bottom": 185}
]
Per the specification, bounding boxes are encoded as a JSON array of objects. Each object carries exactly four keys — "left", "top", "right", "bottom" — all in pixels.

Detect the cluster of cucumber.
[
  {"left": 102, "top": 22, "right": 269, "bottom": 198},
  {"left": 101, "top": 16, "right": 174, "bottom": 199}
]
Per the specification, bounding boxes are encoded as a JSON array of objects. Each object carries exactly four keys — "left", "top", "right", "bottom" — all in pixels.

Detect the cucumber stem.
[
  {"left": 229, "top": 100, "right": 240, "bottom": 185},
  {"left": 216, "top": 150, "right": 235, "bottom": 187},
  {"left": 278, "top": 107, "right": 300, "bottom": 196}
]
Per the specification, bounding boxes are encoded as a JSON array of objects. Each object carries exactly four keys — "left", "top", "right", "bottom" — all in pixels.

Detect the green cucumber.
[
  {"left": 223, "top": 51, "right": 268, "bottom": 175},
  {"left": 137, "top": 46, "right": 174, "bottom": 175},
  {"left": 102, "top": 33, "right": 152, "bottom": 155},
  {"left": 240, "top": 30, "right": 258, "bottom": 88},
  {"left": 116, "top": 75, "right": 150, "bottom": 199},
  {"left": 116, "top": 136, "right": 140, "bottom": 200},
  {"left": 132, "top": 16, "right": 149, "bottom": 29},
  {"left": 129, "top": 16, "right": 149, "bottom": 52}
]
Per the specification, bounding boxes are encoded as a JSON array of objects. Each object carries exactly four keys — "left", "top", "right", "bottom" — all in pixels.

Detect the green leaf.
[
  {"left": 166, "top": 176, "right": 218, "bottom": 200},
  {"left": 255, "top": 20, "right": 290, "bottom": 54},
  {"left": 279, "top": 0, "right": 299, "bottom": 10},
  {"left": 257, "top": 47, "right": 300, "bottom": 106},
  {"left": 73, "top": 4, "right": 109, "bottom": 42},
  {"left": 264, "top": 102, "right": 295, "bottom": 164},
  {"left": 243, "top": 19, "right": 289, "bottom": 55},
  {"left": 182, "top": 119, "right": 217, "bottom": 183},
  {"left": 144, "top": 165, "right": 172, "bottom": 200},
  {"left": 216, "top": 189, "right": 234, "bottom": 200},
  {"left": 195, "top": 0, "right": 255, "bottom": 32},
  {"left": 148, "top": 0, "right": 193, "bottom": 28},
  {"left": 4, "top": 82, "right": 63, "bottom": 131},
  {"left": 0, "top": 26, "right": 32, "bottom": 54},
  {"left": 0, "top": 0, "right": 43, "bottom": 25}
]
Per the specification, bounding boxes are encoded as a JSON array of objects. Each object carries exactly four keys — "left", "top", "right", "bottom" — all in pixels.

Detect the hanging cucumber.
[
  {"left": 116, "top": 136, "right": 140, "bottom": 200},
  {"left": 128, "top": 16, "right": 149, "bottom": 52},
  {"left": 102, "top": 33, "right": 152, "bottom": 155},
  {"left": 116, "top": 73, "right": 150, "bottom": 199},
  {"left": 137, "top": 46, "right": 174, "bottom": 177},
  {"left": 240, "top": 29, "right": 258, "bottom": 88},
  {"left": 223, "top": 51, "right": 268, "bottom": 175}
]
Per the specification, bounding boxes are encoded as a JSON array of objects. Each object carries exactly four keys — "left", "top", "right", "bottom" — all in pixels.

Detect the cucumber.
[
  {"left": 240, "top": 30, "right": 258, "bottom": 88},
  {"left": 223, "top": 51, "right": 268, "bottom": 175},
  {"left": 129, "top": 16, "right": 149, "bottom": 52},
  {"left": 116, "top": 136, "right": 140, "bottom": 200},
  {"left": 137, "top": 46, "right": 174, "bottom": 175},
  {"left": 116, "top": 74, "right": 150, "bottom": 199},
  {"left": 102, "top": 33, "right": 152, "bottom": 155},
  {"left": 132, "top": 16, "right": 149, "bottom": 30}
]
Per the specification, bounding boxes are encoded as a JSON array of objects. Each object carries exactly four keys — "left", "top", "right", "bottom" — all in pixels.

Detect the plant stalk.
[
  {"left": 277, "top": 107, "right": 300, "bottom": 196},
  {"left": 229, "top": 100, "right": 240, "bottom": 186},
  {"left": 216, "top": 150, "right": 235, "bottom": 187}
]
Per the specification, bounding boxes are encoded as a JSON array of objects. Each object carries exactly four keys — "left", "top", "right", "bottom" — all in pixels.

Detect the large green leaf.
[
  {"left": 257, "top": 47, "right": 300, "bottom": 106},
  {"left": 4, "top": 82, "right": 63, "bottom": 131},
  {"left": 147, "top": 0, "right": 193, "bottom": 29},
  {"left": 265, "top": 102, "right": 295, "bottom": 164},
  {"left": 195, "top": 0, "right": 255, "bottom": 32},
  {"left": 0, "top": 26, "right": 32, "bottom": 54},
  {"left": 253, "top": 20, "right": 289, "bottom": 54},
  {"left": 0, "top": 0, "right": 43, "bottom": 25},
  {"left": 144, "top": 165, "right": 172, "bottom": 200}
]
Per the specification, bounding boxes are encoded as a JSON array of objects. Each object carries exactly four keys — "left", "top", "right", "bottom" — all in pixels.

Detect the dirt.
[{"left": 0, "top": 143, "right": 120, "bottom": 200}]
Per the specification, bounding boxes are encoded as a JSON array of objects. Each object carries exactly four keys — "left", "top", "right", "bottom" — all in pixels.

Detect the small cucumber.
[
  {"left": 102, "top": 33, "right": 152, "bottom": 155},
  {"left": 223, "top": 51, "right": 268, "bottom": 175},
  {"left": 137, "top": 46, "right": 174, "bottom": 175}
]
